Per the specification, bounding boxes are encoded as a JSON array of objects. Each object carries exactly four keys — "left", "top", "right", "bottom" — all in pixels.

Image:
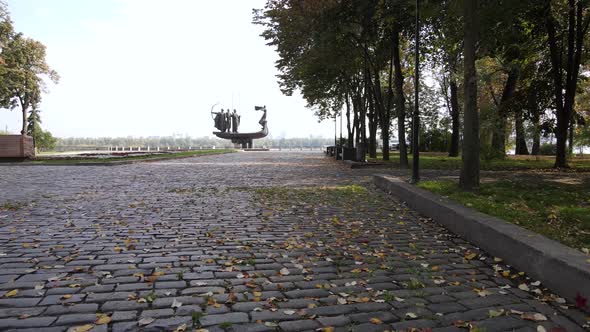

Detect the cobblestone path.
[{"left": 0, "top": 152, "right": 587, "bottom": 332}]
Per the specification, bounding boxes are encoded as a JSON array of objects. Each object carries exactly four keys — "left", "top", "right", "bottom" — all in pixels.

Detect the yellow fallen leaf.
[
  {"left": 173, "top": 324, "right": 187, "bottom": 332},
  {"left": 95, "top": 314, "right": 111, "bottom": 325},
  {"left": 67, "top": 324, "right": 94, "bottom": 332},
  {"left": 5, "top": 289, "right": 18, "bottom": 297},
  {"left": 464, "top": 252, "right": 477, "bottom": 260},
  {"left": 61, "top": 294, "right": 73, "bottom": 300},
  {"left": 369, "top": 318, "right": 383, "bottom": 324}
]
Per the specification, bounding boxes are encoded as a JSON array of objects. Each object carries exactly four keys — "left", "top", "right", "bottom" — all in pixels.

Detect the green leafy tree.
[
  {"left": 545, "top": 0, "right": 590, "bottom": 167},
  {"left": 2, "top": 33, "right": 59, "bottom": 135}
]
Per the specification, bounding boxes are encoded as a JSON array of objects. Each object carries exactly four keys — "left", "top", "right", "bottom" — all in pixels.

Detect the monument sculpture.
[{"left": 211, "top": 105, "right": 268, "bottom": 148}]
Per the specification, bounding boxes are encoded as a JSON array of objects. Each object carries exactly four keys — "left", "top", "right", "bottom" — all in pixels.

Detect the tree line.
[
  {"left": 0, "top": 1, "right": 59, "bottom": 149},
  {"left": 55, "top": 136, "right": 334, "bottom": 151},
  {"left": 253, "top": 0, "right": 590, "bottom": 189}
]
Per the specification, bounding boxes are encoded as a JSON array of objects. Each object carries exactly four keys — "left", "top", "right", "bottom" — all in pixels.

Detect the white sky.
[{"left": 0, "top": 0, "right": 336, "bottom": 138}]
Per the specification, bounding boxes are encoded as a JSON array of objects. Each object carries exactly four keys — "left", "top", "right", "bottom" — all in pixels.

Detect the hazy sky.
[{"left": 0, "top": 0, "right": 336, "bottom": 138}]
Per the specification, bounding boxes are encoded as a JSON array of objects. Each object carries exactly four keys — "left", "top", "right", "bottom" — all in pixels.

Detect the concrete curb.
[
  {"left": 374, "top": 174, "right": 590, "bottom": 308},
  {"left": 0, "top": 151, "right": 236, "bottom": 167},
  {"left": 338, "top": 160, "right": 390, "bottom": 169}
]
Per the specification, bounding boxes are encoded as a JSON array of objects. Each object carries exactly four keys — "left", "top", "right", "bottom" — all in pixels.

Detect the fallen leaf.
[
  {"left": 464, "top": 252, "right": 477, "bottom": 260},
  {"left": 488, "top": 309, "right": 505, "bottom": 318},
  {"left": 369, "top": 318, "right": 383, "bottom": 324},
  {"left": 537, "top": 326, "right": 547, "bottom": 332},
  {"left": 173, "top": 323, "right": 187, "bottom": 332},
  {"left": 67, "top": 324, "right": 94, "bottom": 332},
  {"left": 61, "top": 294, "right": 73, "bottom": 300},
  {"left": 279, "top": 268, "right": 290, "bottom": 275},
  {"left": 406, "top": 312, "right": 418, "bottom": 319},
  {"left": 518, "top": 284, "right": 530, "bottom": 292},
  {"left": 521, "top": 312, "right": 547, "bottom": 322},
  {"left": 95, "top": 314, "right": 111, "bottom": 325},
  {"left": 138, "top": 317, "right": 155, "bottom": 326},
  {"left": 171, "top": 298, "right": 182, "bottom": 308},
  {"left": 283, "top": 310, "right": 296, "bottom": 315},
  {"left": 5, "top": 289, "right": 18, "bottom": 297},
  {"left": 264, "top": 322, "right": 278, "bottom": 327}
]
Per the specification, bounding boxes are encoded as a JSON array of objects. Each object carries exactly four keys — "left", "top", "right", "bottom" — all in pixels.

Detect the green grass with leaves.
[
  {"left": 418, "top": 179, "right": 590, "bottom": 249},
  {"left": 370, "top": 152, "right": 590, "bottom": 171}
]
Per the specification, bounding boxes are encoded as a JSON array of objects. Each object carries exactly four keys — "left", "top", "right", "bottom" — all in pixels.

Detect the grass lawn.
[
  {"left": 418, "top": 179, "right": 590, "bottom": 250},
  {"left": 369, "top": 152, "right": 590, "bottom": 171},
  {"left": 24, "top": 149, "right": 236, "bottom": 164}
]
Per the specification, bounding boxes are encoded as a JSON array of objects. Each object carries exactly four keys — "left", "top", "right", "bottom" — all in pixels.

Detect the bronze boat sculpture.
[{"left": 211, "top": 105, "right": 268, "bottom": 148}]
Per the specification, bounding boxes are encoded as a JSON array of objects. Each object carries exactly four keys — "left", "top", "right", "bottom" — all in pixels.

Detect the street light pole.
[{"left": 412, "top": 0, "right": 420, "bottom": 183}]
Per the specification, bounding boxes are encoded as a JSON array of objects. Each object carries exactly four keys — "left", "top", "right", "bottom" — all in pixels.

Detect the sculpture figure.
[
  {"left": 210, "top": 104, "right": 269, "bottom": 149},
  {"left": 231, "top": 109, "right": 240, "bottom": 133},
  {"left": 212, "top": 108, "right": 224, "bottom": 132},
  {"left": 256, "top": 105, "right": 267, "bottom": 130},
  {"left": 224, "top": 110, "right": 231, "bottom": 132}
]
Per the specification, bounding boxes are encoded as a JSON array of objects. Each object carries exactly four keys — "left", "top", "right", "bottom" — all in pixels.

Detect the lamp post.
[{"left": 411, "top": 0, "right": 420, "bottom": 183}]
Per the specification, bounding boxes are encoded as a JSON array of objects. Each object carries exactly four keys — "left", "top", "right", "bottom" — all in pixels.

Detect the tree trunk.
[
  {"left": 515, "top": 109, "right": 529, "bottom": 155},
  {"left": 568, "top": 118, "right": 575, "bottom": 155},
  {"left": 345, "top": 93, "right": 354, "bottom": 148},
  {"left": 21, "top": 104, "right": 28, "bottom": 135},
  {"left": 490, "top": 68, "right": 519, "bottom": 158},
  {"left": 366, "top": 66, "right": 378, "bottom": 159},
  {"left": 546, "top": 0, "right": 589, "bottom": 168},
  {"left": 460, "top": 0, "right": 480, "bottom": 190},
  {"left": 529, "top": 92, "right": 541, "bottom": 155},
  {"left": 353, "top": 97, "right": 360, "bottom": 147},
  {"left": 392, "top": 28, "right": 408, "bottom": 168},
  {"left": 368, "top": 91, "right": 378, "bottom": 158},
  {"left": 449, "top": 78, "right": 460, "bottom": 157}
]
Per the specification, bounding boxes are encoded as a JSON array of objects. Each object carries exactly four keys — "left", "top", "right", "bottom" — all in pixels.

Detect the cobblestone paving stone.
[{"left": 0, "top": 151, "right": 587, "bottom": 332}]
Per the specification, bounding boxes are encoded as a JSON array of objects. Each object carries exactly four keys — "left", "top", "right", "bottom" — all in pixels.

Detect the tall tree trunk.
[
  {"left": 380, "top": 40, "right": 395, "bottom": 162},
  {"left": 546, "top": 0, "right": 589, "bottom": 167},
  {"left": 345, "top": 93, "right": 354, "bottom": 149},
  {"left": 392, "top": 27, "right": 408, "bottom": 168},
  {"left": 353, "top": 96, "right": 361, "bottom": 147},
  {"left": 20, "top": 104, "right": 28, "bottom": 135},
  {"left": 515, "top": 109, "right": 529, "bottom": 155},
  {"left": 568, "top": 118, "right": 575, "bottom": 155},
  {"left": 460, "top": 0, "right": 480, "bottom": 190},
  {"left": 449, "top": 77, "right": 460, "bottom": 157},
  {"left": 490, "top": 68, "right": 519, "bottom": 158},
  {"left": 368, "top": 91, "right": 378, "bottom": 158},
  {"left": 529, "top": 91, "right": 541, "bottom": 155},
  {"left": 365, "top": 66, "right": 378, "bottom": 159}
]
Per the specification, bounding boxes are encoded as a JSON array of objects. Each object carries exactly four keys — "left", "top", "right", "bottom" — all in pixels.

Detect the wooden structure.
[{"left": 0, "top": 135, "right": 35, "bottom": 159}]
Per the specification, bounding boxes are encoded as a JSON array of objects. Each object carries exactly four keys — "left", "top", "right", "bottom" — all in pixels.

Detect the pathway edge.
[{"left": 374, "top": 174, "right": 590, "bottom": 308}]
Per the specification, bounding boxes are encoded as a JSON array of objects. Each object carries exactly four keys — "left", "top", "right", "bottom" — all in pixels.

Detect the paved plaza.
[{"left": 0, "top": 151, "right": 587, "bottom": 332}]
